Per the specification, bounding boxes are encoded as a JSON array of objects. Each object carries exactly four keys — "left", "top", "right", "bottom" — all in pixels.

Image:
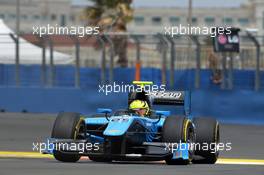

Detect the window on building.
[
  {"left": 42, "top": 15, "right": 48, "bottom": 21},
  {"left": 0, "top": 14, "right": 5, "bottom": 19},
  {"left": 152, "top": 16, "right": 162, "bottom": 25},
  {"left": 9, "top": 14, "right": 16, "bottom": 19},
  {"left": 238, "top": 18, "right": 249, "bottom": 26},
  {"left": 51, "top": 14, "right": 57, "bottom": 21},
  {"left": 192, "top": 17, "right": 198, "bottom": 24},
  {"left": 205, "top": 17, "right": 215, "bottom": 24},
  {"left": 223, "top": 17, "right": 233, "bottom": 25},
  {"left": 33, "top": 15, "right": 40, "bottom": 20},
  {"left": 70, "top": 15, "right": 75, "bottom": 22},
  {"left": 134, "top": 16, "right": 144, "bottom": 25},
  {"left": 21, "top": 14, "right": 28, "bottom": 20},
  {"left": 169, "top": 17, "right": 180, "bottom": 25},
  {"left": 60, "top": 14, "right": 66, "bottom": 26}
]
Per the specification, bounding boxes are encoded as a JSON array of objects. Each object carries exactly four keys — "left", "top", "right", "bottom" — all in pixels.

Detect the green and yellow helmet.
[{"left": 129, "top": 100, "right": 149, "bottom": 115}]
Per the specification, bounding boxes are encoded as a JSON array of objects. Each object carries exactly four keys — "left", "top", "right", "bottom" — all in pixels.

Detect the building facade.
[
  {"left": 0, "top": 0, "right": 263, "bottom": 35},
  {"left": 0, "top": 0, "right": 86, "bottom": 33}
]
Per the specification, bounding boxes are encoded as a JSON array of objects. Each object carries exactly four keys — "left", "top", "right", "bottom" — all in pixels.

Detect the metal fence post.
[
  {"left": 38, "top": 36, "right": 47, "bottom": 86},
  {"left": 97, "top": 36, "right": 106, "bottom": 84},
  {"left": 221, "top": 53, "right": 227, "bottom": 89},
  {"left": 15, "top": 0, "right": 20, "bottom": 87},
  {"left": 48, "top": 38, "right": 54, "bottom": 87},
  {"left": 166, "top": 35, "right": 176, "bottom": 88},
  {"left": 75, "top": 37, "right": 80, "bottom": 88},
  {"left": 104, "top": 35, "right": 114, "bottom": 84},
  {"left": 256, "top": 44, "right": 260, "bottom": 91},
  {"left": 131, "top": 35, "right": 141, "bottom": 81},
  {"left": 228, "top": 52, "right": 234, "bottom": 90},
  {"left": 246, "top": 32, "right": 260, "bottom": 91},
  {"left": 9, "top": 33, "right": 20, "bottom": 86},
  {"left": 190, "top": 36, "right": 201, "bottom": 89},
  {"left": 69, "top": 35, "right": 81, "bottom": 88},
  {"left": 157, "top": 34, "right": 169, "bottom": 85}
]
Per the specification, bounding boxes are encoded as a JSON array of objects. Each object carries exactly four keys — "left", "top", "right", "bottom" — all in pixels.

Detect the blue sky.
[{"left": 72, "top": 0, "right": 248, "bottom": 8}]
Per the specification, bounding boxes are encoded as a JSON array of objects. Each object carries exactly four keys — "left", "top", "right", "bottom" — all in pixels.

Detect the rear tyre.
[
  {"left": 192, "top": 117, "right": 220, "bottom": 164},
  {"left": 51, "top": 112, "right": 85, "bottom": 162},
  {"left": 162, "top": 116, "right": 195, "bottom": 165}
]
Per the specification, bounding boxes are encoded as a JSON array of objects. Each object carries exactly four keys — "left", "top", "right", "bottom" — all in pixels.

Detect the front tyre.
[
  {"left": 162, "top": 116, "right": 195, "bottom": 165},
  {"left": 192, "top": 117, "right": 220, "bottom": 164},
  {"left": 51, "top": 112, "right": 85, "bottom": 162}
]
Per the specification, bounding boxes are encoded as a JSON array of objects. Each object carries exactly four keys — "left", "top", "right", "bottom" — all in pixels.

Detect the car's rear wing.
[
  {"left": 149, "top": 91, "right": 191, "bottom": 115},
  {"left": 130, "top": 81, "right": 191, "bottom": 115}
]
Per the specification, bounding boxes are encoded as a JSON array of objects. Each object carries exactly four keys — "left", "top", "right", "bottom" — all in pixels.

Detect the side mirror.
[
  {"left": 153, "top": 110, "right": 171, "bottom": 124},
  {"left": 97, "top": 108, "right": 112, "bottom": 114},
  {"left": 155, "top": 110, "right": 171, "bottom": 116}
]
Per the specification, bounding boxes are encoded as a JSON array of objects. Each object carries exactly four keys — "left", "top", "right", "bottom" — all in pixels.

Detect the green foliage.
[{"left": 84, "top": 0, "right": 133, "bottom": 31}]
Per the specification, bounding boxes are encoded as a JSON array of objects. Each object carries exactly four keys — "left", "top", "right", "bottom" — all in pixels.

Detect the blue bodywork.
[
  {"left": 85, "top": 112, "right": 189, "bottom": 160},
  {"left": 87, "top": 115, "right": 161, "bottom": 141}
]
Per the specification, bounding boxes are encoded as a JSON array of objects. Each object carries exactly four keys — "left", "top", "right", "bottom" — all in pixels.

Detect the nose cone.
[{"left": 103, "top": 116, "right": 134, "bottom": 136}]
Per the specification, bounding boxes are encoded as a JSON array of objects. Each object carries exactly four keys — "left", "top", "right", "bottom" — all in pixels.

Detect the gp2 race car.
[{"left": 43, "top": 81, "right": 220, "bottom": 165}]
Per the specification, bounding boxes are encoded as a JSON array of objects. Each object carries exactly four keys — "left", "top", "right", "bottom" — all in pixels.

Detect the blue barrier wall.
[
  {"left": 0, "top": 64, "right": 263, "bottom": 90},
  {"left": 0, "top": 87, "right": 263, "bottom": 125},
  {"left": 0, "top": 65, "right": 263, "bottom": 124}
]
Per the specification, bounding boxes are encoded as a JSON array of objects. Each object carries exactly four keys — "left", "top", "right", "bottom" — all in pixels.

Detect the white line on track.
[{"left": 0, "top": 151, "right": 263, "bottom": 165}]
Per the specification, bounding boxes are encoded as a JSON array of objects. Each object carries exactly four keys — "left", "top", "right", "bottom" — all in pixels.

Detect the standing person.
[{"left": 208, "top": 48, "right": 222, "bottom": 84}]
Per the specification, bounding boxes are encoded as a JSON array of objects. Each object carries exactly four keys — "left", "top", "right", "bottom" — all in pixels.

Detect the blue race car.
[{"left": 45, "top": 81, "right": 220, "bottom": 165}]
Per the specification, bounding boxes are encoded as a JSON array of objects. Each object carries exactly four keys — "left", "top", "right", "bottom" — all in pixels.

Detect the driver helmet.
[{"left": 129, "top": 100, "right": 149, "bottom": 116}]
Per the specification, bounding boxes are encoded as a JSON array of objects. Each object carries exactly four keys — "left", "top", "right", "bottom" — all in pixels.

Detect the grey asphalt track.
[{"left": 0, "top": 112, "right": 264, "bottom": 175}]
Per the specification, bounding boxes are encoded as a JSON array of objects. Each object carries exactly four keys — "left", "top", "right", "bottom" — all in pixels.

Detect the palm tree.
[{"left": 84, "top": 0, "right": 133, "bottom": 67}]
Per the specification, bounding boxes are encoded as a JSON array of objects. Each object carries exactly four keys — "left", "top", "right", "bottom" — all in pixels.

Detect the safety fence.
[{"left": 0, "top": 33, "right": 264, "bottom": 90}]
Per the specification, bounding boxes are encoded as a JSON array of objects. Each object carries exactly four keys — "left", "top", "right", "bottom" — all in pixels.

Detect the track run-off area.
[
  {"left": 0, "top": 113, "right": 263, "bottom": 175},
  {"left": 0, "top": 151, "right": 264, "bottom": 165}
]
